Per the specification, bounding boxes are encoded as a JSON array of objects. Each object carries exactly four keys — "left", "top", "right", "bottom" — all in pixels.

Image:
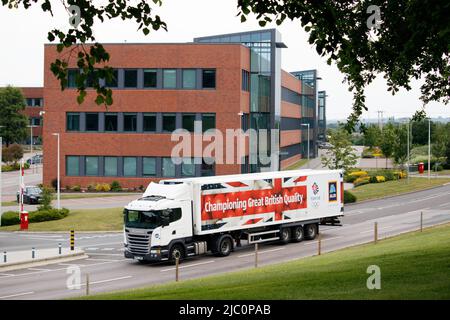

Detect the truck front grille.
[{"left": 126, "top": 232, "right": 151, "bottom": 255}]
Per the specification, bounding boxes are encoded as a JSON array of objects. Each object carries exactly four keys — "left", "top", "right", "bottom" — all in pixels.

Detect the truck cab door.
[{"left": 158, "top": 202, "right": 192, "bottom": 246}]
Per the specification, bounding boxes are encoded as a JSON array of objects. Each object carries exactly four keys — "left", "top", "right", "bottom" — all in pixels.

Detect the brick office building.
[{"left": 42, "top": 29, "right": 326, "bottom": 189}]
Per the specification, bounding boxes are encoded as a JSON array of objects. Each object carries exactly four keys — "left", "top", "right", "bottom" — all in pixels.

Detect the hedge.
[
  {"left": 0, "top": 208, "right": 70, "bottom": 226},
  {"left": 343, "top": 190, "right": 357, "bottom": 203}
]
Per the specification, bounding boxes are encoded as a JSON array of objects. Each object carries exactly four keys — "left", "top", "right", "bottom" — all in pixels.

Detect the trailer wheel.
[
  {"left": 169, "top": 244, "right": 185, "bottom": 264},
  {"left": 213, "top": 235, "right": 233, "bottom": 257},
  {"left": 279, "top": 227, "right": 291, "bottom": 244},
  {"left": 291, "top": 226, "right": 304, "bottom": 242},
  {"left": 304, "top": 224, "right": 318, "bottom": 240}
]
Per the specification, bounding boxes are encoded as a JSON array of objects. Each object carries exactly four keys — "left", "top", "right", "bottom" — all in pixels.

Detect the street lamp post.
[
  {"left": 301, "top": 123, "right": 310, "bottom": 168},
  {"left": 27, "top": 125, "right": 38, "bottom": 173},
  {"left": 0, "top": 126, "right": 5, "bottom": 226},
  {"left": 428, "top": 118, "right": 431, "bottom": 181},
  {"left": 52, "top": 133, "right": 60, "bottom": 210}
]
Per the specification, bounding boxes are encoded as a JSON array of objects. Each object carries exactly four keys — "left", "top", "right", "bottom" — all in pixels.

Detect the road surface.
[{"left": 0, "top": 184, "right": 448, "bottom": 300}]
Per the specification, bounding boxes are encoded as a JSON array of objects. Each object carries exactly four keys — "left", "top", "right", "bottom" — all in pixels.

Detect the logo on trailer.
[
  {"left": 328, "top": 181, "right": 337, "bottom": 202},
  {"left": 312, "top": 182, "right": 319, "bottom": 195}
]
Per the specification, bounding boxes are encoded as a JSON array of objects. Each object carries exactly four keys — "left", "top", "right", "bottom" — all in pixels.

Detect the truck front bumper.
[{"left": 124, "top": 247, "right": 169, "bottom": 262}]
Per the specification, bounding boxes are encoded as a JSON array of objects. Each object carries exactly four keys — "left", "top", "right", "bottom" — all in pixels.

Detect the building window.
[
  {"left": 181, "top": 158, "right": 195, "bottom": 177},
  {"left": 202, "top": 113, "right": 215, "bottom": 132},
  {"left": 85, "top": 156, "right": 99, "bottom": 176},
  {"left": 124, "top": 113, "right": 137, "bottom": 132},
  {"left": 104, "top": 113, "right": 118, "bottom": 132},
  {"left": 162, "top": 157, "right": 175, "bottom": 177},
  {"left": 123, "top": 157, "right": 137, "bottom": 176},
  {"left": 67, "top": 113, "right": 80, "bottom": 131},
  {"left": 242, "top": 70, "right": 250, "bottom": 91},
  {"left": 86, "top": 113, "right": 99, "bottom": 131},
  {"left": 143, "top": 157, "right": 156, "bottom": 176},
  {"left": 163, "top": 69, "right": 177, "bottom": 89},
  {"left": 143, "top": 113, "right": 156, "bottom": 132},
  {"left": 66, "top": 156, "right": 79, "bottom": 176},
  {"left": 34, "top": 98, "right": 42, "bottom": 107},
  {"left": 182, "top": 114, "right": 195, "bottom": 132},
  {"left": 202, "top": 69, "right": 216, "bottom": 89},
  {"left": 105, "top": 69, "right": 118, "bottom": 88},
  {"left": 104, "top": 157, "right": 118, "bottom": 177},
  {"left": 26, "top": 98, "right": 33, "bottom": 106},
  {"left": 201, "top": 158, "right": 215, "bottom": 176},
  {"left": 124, "top": 69, "right": 138, "bottom": 88},
  {"left": 143, "top": 69, "right": 157, "bottom": 88},
  {"left": 162, "top": 113, "right": 176, "bottom": 132},
  {"left": 68, "top": 69, "right": 79, "bottom": 88},
  {"left": 182, "top": 69, "right": 196, "bottom": 89},
  {"left": 30, "top": 117, "right": 41, "bottom": 126}
]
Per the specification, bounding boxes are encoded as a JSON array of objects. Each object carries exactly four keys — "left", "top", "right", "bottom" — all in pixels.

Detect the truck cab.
[{"left": 124, "top": 182, "right": 193, "bottom": 262}]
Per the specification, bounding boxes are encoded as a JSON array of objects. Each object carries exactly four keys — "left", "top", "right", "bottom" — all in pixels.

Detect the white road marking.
[
  {"left": 27, "top": 268, "right": 52, "bottom": 271},
  {"left": 58, "top": 263, "right": 86, "bottom": 267},
  {"left": 80, "top": 276, "right": 132, "bottom": 286},
  {"left": 359, "top": 225, "right": 395, "bottom": 234},
  {"left": 0, "top": 291, "right": 34, "bottom": 299},
  {"left": 238, "top": 247, "right": 285, "bottom": 258},
  {"left": 101, "top": 248, "right": 115, "bottom": 251},
  {"left": 84, "top": 248, "right": 99, "bottom": 251},
  {"left": 302, "top": 236, "right": 343, "bottom": 245},
  {"left": 0, "top": 273, "right": 15, "bottom": 277},
  {"left": 160, "top": 260, "right": 215, "bottom": 272}
]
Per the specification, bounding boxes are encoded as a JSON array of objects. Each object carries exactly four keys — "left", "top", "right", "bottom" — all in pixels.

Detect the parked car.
[
  {"left": 16, "top": 186, "right": 43, "bottom": 204},
  {"left": 318, "top": 142, "right": 333, "bottom": 149},
  {"left": 27, "top": 154, "right": 43, "bottom": 165}
]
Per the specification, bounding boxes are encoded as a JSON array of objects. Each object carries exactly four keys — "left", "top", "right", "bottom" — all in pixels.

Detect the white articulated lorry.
[{"left": 123, "top": 169, "right": 344, "bottom": 263}]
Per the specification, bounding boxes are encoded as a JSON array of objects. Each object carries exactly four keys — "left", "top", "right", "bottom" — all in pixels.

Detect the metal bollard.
[
  {"left": 254, "top": 243, "right": 259, "bottom": 268},
  {"left": 32, "top": 247, "right": 35, "bottom": 259},
  {"left": 70, "top": 230, "right": 75, "bottom": 251},
  {"left": 175, "top": 257, "right": 179, "bottom": 282},
  {"left": 58, "top": 243, "right": 62, "bottom": 255},
  {"left": 3, "top": 251, "right": 6, "bottom": 263}
]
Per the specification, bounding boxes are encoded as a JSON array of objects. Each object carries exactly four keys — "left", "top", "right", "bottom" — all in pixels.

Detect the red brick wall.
[
  {"left": 20, "top": 87, "right": 44, "bottom": 138},
  {"left": 43, "top": 44, "right": 249, "bottom": 188}
]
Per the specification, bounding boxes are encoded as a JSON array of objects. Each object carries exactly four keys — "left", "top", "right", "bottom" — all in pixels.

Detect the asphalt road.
[{"left": 0, "top": 184, "right": 449, "bottom": 300}]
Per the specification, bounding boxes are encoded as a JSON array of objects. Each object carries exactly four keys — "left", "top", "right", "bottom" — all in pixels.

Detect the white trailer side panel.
[{"left": 191, "top": 170, "right": 343, "bottom": 236}]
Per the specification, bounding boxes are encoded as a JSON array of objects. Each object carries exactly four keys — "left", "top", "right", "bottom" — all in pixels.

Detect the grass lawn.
[
  {"left": 1, "top": 201, "right": 17, "bottom": 206},
  {"left": 57, "top": 193, "right": 139, "bottom": 200},
  {"left": 435, "top": 169, "right": 450, "bottom": 176},
  {"left": 350, "top": 177, "right": 450, "bottom": 202},
  {"left": 0, "top": 207, "right": 123, "bottom": 232},
  {"left": 284, "top": 159, "right": 309, "bottom": 170},
  {"left": 81, "top": 223, "right": 450, "bottom": 300}
]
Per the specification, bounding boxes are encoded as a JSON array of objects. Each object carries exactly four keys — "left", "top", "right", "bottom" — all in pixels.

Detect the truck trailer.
[{"left": 123, "top": 169, "right": 344, "bottom": 263}]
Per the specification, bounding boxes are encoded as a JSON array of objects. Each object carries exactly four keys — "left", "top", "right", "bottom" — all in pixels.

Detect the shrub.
[
  {"left": 354, "top": 176, "right": 370, "bottom": 187},
  {"left": 70, "top": 185, "right": 81, "bottom": 192},
  {"left": 376, "top": 176, "right": 386, "bottom": 183},
  {"left": 95, "top": 183, "right": 111, "bottom": 192},
  {"left": 344, "top": 174, "right": 358, "bottom": 183},
  {"left": 1, "top": 162, "right": 29, "bottom": 172},
  {"left": 38, "top": 186, "right": 54, "bottom": 211},
  {"left": 110, "top": 180, "right": 122, "bottom": 192},
  {"left": 349, "top": 171, "right": 368, "bottom": 178},
  {"left": 343, "top": 190, "right": 357, "bottom": 203},
  {"left": 369, "top": 176, "right": 378, "bottom": 183},
  {"left": 393, "top": 171, "right": 407, "bottom": 179},
  {"left": 0, "top": 208, "right": 69, "bottom": 226},
  {"left": 1, "top": 211, "right": 20, "bottom": 226},
  {"left": 87, "top": 183, "right": 96, "bottom": 192}
]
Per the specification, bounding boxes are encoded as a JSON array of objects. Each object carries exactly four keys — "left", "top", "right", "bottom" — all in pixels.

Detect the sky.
[{"left": 0, "top": 0, "right": 448, "bottom": 121}]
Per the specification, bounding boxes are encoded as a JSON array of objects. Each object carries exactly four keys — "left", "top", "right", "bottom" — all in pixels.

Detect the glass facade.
[
  {"left": 162, "top": 157, "right": 175, "bottom": 177},
  {"left": 104, "top": 157, "right": 118, "bottom": 176},
  {"left": 123, "top": 157, "right": 137, "bottom": 176},
  {"left": 163, "top": 69, "right": 177, "bottom": 88},
  {"left": 85, "top": 156, "right": 99, "bottom": 176},
  {"left": 66, "top": 156, "right": 79, "bottom": 176},
  {"left": 143, "top": 157, "right": 156, "bottom": 176},
  {"left": 182, "top": 69, "right": 196, "bottom": 89}
]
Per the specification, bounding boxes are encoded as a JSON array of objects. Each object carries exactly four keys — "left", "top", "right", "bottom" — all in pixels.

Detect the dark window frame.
[
  {"left": 162, "top": 113, "right": 176, "bottom": 132},
  {"left": 143, "top": 69, "right": 157, "bottom": 88},
  {"left": 124, "top": 69, "right": 138, "bottom": 88},
  {"left": 85, "top": 113, "right": 99, "bottom": 132},
  {"left": 123, "top": 113, "right": 138, "bottom": 132},
  {"left": 202, "top": 69, "right": 216, "bottom": 89}
]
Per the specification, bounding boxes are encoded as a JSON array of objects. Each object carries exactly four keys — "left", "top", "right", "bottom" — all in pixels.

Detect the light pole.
[
  {"left": 52, "top": 133, "right": 61, "bottom": 210},
  {"left": 301, "top": 123, "right": 310, "bottom": 168}
]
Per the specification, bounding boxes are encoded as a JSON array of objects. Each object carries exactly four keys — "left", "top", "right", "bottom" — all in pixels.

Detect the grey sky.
[{"left": 0, "top": 0, "right": 448, "bottom": 120}]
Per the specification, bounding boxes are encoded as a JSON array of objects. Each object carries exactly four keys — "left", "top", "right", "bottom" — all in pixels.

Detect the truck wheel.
[
  {"left": 214, "top": 235, "right": 233, "bottom": 257},
  {"left": 304, "top": 224, "right": 318, "bottom": 240},
  {"left": 291, "top": 226, "right": 304, "bottom": 242},
  {"left": 279, "top": 227, "right": 291, "bottom": 244},
  {"left": 169, "top": 244, "right": 185, "bottom": 264}
]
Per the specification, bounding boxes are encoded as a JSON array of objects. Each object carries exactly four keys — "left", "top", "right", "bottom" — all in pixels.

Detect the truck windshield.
[
  {"left": 124, "top": 210, "right": 163, "bottom": 229},
  {"left": 124, "top": 208, "right": 181, "bottom": 229}
]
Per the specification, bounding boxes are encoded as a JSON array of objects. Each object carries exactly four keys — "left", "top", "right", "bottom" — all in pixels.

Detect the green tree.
[
  {"left": 393, "top": 124, "right": 408, "bottom": 167},
  {"left": 411, "top": 120, "right": 436, "bottom": 146},
  {"left": 0, "top": 86, "right": 28, "bottom": 146},
  {"left": 432, "top": 123, "right": 449, "bottom": 165},
  {"left": 363, "top": 125, "right": 381, "bottom": 149},
  {"left": 379, "top": 124, "right": 397, "bottom": 169},
  {"left": 38, "top": 186, "right": 54, "bottom": 211},
  {"left": 321, "top": 128, "right": 358, "bottom": 171},
  {"left": 238, "top": 1, "right": 449, "bottom": 129}
]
